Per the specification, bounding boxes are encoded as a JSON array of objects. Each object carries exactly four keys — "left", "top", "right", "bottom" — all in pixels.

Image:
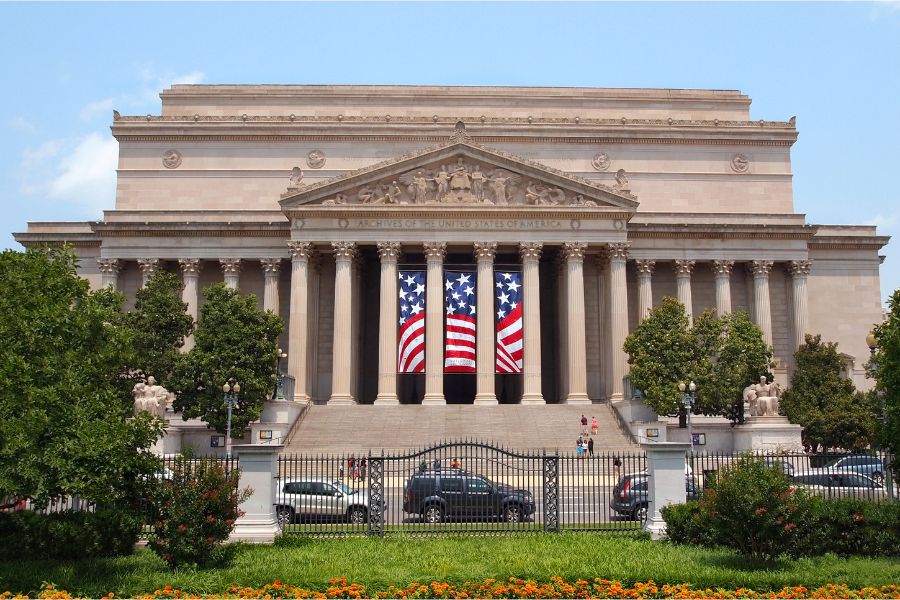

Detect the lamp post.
[
  {"left": 223, "top": 379, "right": 240, "bottom": 459},
  {"left": 679, "top": 381, "right": 697, "bottom": 455},
  {"left": 274, "top": 349, "right": 288, "bottom": 400}
]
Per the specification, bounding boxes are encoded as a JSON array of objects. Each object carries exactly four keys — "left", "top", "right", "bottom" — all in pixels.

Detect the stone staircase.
[{"left": 282, "top": 403, "right": 637, "bottom": 454}]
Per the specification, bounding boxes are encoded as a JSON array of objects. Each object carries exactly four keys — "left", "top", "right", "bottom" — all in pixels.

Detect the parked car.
[
  {"left": 819, "top": 455, "right": 885, "bottom": 486},
  {"left": 790, "top": 471, "right": 886, "bottom": 499},
  {"left": 609, "top": 472, "right": 699, "bottom": 522},
  {"left": 274, "top": 478, "right": 377, "bottom": 526},
  {"left": 403, "top": 471, "right": 535, "bottom": 523},
  {"left": 763, "top": 457, "right": 796, "bottom": 476}
]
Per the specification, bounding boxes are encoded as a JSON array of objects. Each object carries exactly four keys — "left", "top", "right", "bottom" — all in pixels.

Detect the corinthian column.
[
  {"left": 137, "top": 258, "right": 159, "bottom": 288},
  {"left": 608, "top": 243, "right": 630, "bottom": 402},
  {"left": 474, "top": 242, "right": 498, "bottom": 405},
  {"left": 751, "top": 260, "right": 774, "bottom": 347},
  {"left": 674, "top": 259, "right": 696, "bottom": 323},
  {"left": 790, "top": 260, "right": 812, "bottom": 351},
  {"left": 423, "top": 242, "right": 447, "bottom": 405},
  {"left": 712, "top": 260, "right": 734, "bottom": 316},
  {"left": 287, "top": 242, "right": 313, "bottom": 402},
  {"left": 635, "top": 259, "right": 655, "bottom": 321},
  {"left": 97, "top": 258, "right": 121, "bottom": 290},
  {"left": 179, "top": 259, "right": 201, "bottom": 352},
  {"left": 220, "top": 259, "right": 241, "bottom": 290},
  {"left": 596, "top": 252, "right": 609, "bottom": 401},
  {"left": 564, "top": 242, "right": 590, "bottom": 404},
  {"left": 375, "top": 242, "right": 401, "bottom": 405},
  {"left": 520, "top": 243, "right": 544, "bottom": 404},
  {"left": 260, "top": 259, "right": 282, "bottom": 315},
  {"left": 330, "top": 242, "right": 357, "bottom": 405}
]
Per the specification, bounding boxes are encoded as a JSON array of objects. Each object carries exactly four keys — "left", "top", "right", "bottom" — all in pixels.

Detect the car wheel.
[
  {"left": 347, "top": 506, "right": 367, "bottom": 525},
  {"left": 276, "top": 506, "right": 295, "bottom": 528},
  {"left": 634, "top": 504, "right": 648, "bottom": 522},
  {"left": 504, "top": 504, "right": 523, "bottom": 523},
  {"left": 872, "top": 472, "right": 884, "bottom": 487},
  {"left": 423, "top": 505, "right": 444, "bottom": 524}
]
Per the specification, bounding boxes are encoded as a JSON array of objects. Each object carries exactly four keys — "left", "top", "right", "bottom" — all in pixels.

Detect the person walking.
[
  {"left": 576, "top": 435, "right": 584, "bottom": 459},
  {"left": 588, "top": 437, "right": 594, "bottom": 457},
  {"left": 591, "top": 416, "right": 599, "bottom": 435},
  {"left": 580, "top": 414, "right": 588, "bottom": 435},
  {"left": 359, "top": 457, "right": 367, "bottom": 481},
  {"left": 348, "top": 454, "right": 356, "bottom": 481}
]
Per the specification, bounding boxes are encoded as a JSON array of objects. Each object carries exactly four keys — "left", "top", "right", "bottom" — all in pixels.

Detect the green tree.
[
  {"left": 869, "top": 289, "right": 900, "bottom": 479},
  {"left": 0, "top": 248, "right": 163, "bottom": 509},
  {"left": 172, "top": 284, "right": 282, "bottom": 434},
  {"left": 780, "top": 334, "right": 873, "bottom": 452},
  {"left": 125, "top": 270, "right": 194, "bottom": 389}
]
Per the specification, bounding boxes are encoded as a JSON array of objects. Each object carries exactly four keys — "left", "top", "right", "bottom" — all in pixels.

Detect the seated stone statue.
[
  {"left": 742, "top": 376, "right": 781, "bottom": 417},
  {"left": 132, "top": 376, "right": 169, "bottom": 419}
]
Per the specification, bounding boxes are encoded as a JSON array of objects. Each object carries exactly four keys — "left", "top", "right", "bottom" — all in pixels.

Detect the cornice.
[
  {"left": 13, "top": 233, "right": 100, "bottom": 248},
  {"left": 288, "top": 207, "right": 635, "bottom": 221},
  {"left": 808, "top": 235, "right": 890, "bottom": 251},
  {"left": 627, "top": 222, "right": 817, "bottom": 240},
  {"left": 90, "top": 222, "right": 290, "bottom": 238}
]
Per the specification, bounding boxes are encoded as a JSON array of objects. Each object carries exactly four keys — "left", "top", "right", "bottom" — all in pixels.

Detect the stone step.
[{"left": 283, "top": 403, "right": 637, "bottom": 454}]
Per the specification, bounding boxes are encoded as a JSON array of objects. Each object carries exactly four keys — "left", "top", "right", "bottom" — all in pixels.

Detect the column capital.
[
  {"left": 712, "top": 260, "right": 735, "bottom": 277},
  {"left": 634, "top": 259, "right": 656, "bottom": 275},
  {"left": 563, "top": 241, "right": 588, "bottom": 262},
  {"left": 750, "top": 260, "right": 774, "bottom": 277},
  {"left": 288, "top": 241, "right": 315, "bottom": 260},
  {"left": 97, "top": 258, "right": 121, "bottom": 274},
  {"left": 423, "top": 242, "right": 446, "bottom": 261},
  {"left": 137, "top": 258, "right": 159, "bottom": 274},
  {"left": 376, "top": 241, "right": 402, "bottom": 261},
  {"left": 519, "top": 241, "right": 543, "bottom": 261},
  {"left": 674, "top": 259, "right": 696, "bottom": 277},
  {"left": 178, "top": 258, "right": 201, "bottom": 275},
  {"left": 331, "top": 241, "right": 357, "bottom": 261},
  {"left": 219, "top": 258, "right": 242, "bottom": 275},
  {"left": 473, "top": 241, "right": 498, "bottom": 260},
  {"left": 789, "top": 260, "right": 812, "bottom": 277},
  {"left": 260, "top": 258, "right": 282, "bottom": 275},
  {"left": 607, "top": 242, "right": 630, "bottom": 262}
]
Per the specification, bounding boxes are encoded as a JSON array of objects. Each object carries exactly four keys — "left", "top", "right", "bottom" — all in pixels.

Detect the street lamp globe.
[{"left": 867, "top": 331, "right": 877, "bottom": 351}]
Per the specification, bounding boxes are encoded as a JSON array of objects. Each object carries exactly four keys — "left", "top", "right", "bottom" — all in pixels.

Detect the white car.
[{"left": 274, "top": 478, "right": 380, "bottom": 526}]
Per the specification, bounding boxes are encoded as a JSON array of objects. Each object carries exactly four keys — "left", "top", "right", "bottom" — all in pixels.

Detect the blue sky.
[{"left": 1, "top": 1, "right": 898, "bottom": 305}]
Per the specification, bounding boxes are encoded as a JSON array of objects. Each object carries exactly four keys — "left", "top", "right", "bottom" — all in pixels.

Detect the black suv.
[
  {"left": 403, "top": 471, "right": 535, "bottom": 523},
  {"left": 609, "top": 472, "right": 699, "bottom": 521}
]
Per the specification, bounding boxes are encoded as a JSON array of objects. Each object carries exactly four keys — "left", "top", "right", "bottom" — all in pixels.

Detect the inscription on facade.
[{"left": 351, "top": 218, "right": 564, "bottom": 230}]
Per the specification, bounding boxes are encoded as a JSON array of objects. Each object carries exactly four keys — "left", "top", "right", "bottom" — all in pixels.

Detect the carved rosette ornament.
[
  {"left": 473, "top": 241, "right": 498, "bottom": 260},
  {"left": 260, "top": 258, "right": 282, "bottom": 275},
  {"left": 376, "top": 241, "right": 402, "bottom": 261},
  {"left": 219, "top": 258, "right": 242, "bottom": 276},
  {"left": 162, "top": 150, "right": 182, "bottom": 169},
  {"left": 449, "top": 120, "right": 472, "bottom": 143},
  {"left": 634, "top": 259, "right": 656, "bottom": 275},
  {"left": 607, "top": 242, "right": 630, "bottom": 262},
  {"left": 178, "top": 258, "right": 201, "bottom": 275},
  {"left": 674, "top": 259, "right": 696, "bottom": 277},
  {"left": 751, "top": 260, "right": 774, "bottom": 277},
  {"left": 730, "top": 154, "right": 750, "bottom": 173},
  {"left": 563, "top": 242, "right": 588, "bottom": 262},
  {"left": 519, "top": 242, "right": 543, "bottom": 262},
  {"left": 97, "top": 258, "right": 121, "bottom": 274},
  {"left": 422, "top": 242, "right": 447, "bottom": 261},
  {"left": 789, "top": 260, "right": 812, "bottom": 277},
  {"left": 288, "top": 241, "right": 314, "bottom": 260},
  {"left": 137, "top": 258, "right": 159, "bottom": 276},
  {"left": 712, "top": 260, "right": 735, "bottom": 277},
  {"left": 591, "top": 152, "right": 611, "bottom": 171},
  {"left": 306, "top": 150, "right": 326, "bottom": 169},
  {"left": 331, "top": 242, "right": 358, "bottom": 261}
]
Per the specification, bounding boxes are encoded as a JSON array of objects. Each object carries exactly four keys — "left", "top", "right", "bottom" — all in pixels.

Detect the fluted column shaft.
[
  {"left": 751, "top": 260, "right": 774, "bottom": 347},
  {"left": 179, "top": 259, "right": 201, "bottom": 352},
  {"left": 330, "top": 242, "right": 357, "bottom": 404},
  {"left": 220, "top": 259, "right": 241, "bottom": 290},
  {"left": 596, "top": 253, "right": 609, "bottom": 400},
  {"left": 474, "top": 242, "right": 498, "bottom": 404},
  {"left": 564, "top": 242, "right": 590, "bottom": 404},
  {"left": 375, "top": 242, "right": 401, "bottom": 405},
  {"left": 635, "top": 259, "right": 655, "bottom": 321},
  {"left": 520, "top": 243, "right": 544, "bottom": 404},
  {"left": 137, "top": 258, "right": 159, "bottom": 288},
  {"left": 287, "top": 243, "right": 313, "bottom": 402},
  {"left": 422, "top": 242, "right": 446, "bottom": 405},
  {"left": 790, "top": 260, "right": 811, "bottom": 351},
  {"left": 261, "top": 259, "right": 281, "bottom": 315},
  {"left": 675, "top": 260, "right": 696, "bottom": 323},
  {"left": 608, "top": 243, "right": 630, "bottom": 402},
  {"left": 713, "top": 260, "right": 734, "bottom": 317},
  {"left": 98, "top": 259, "right": 121, "bottom": 290}
]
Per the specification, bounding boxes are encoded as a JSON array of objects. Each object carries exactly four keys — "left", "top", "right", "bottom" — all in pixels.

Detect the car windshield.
[{"left": 331, "top": 482, "right": 354, "bottom": 494}]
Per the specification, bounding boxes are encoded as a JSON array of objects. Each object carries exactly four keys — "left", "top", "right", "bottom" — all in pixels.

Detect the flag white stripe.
[
  {"left": 399, "top": 333, "right": 425, "bottom": 371},
  {"left": 445, "top": 331, "right": 476, "bottom": 343},
  {"left": 497, "top": 319, "right": 522, "bottom": 340}
]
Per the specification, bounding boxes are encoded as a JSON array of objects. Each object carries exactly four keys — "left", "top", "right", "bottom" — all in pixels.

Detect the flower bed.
[{"left": 3, "top": 579, "right": 899, "bottom": 599}]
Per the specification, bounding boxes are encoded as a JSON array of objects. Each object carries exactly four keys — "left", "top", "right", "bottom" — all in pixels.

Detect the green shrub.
[
  {"left": 792, "top": 496, "right": 900, "bottom": 558},
  {"left": 661, "top": 501, "right": 717, "bottom": 547},
  {"left": 0, "top": 508, "right": 142, "bottom": 560},
  {"left": 147, "top": 455, "right": 251, "bottom": 569}
]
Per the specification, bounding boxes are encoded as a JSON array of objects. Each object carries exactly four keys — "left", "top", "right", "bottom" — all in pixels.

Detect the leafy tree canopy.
[
  {"left": 172, "top": 284, "right": 282, "bottom": 434},
  {"left": 0, "top": 248, "right": 163, "bottom": 508},
  {"left": 869, "top": 289, "right": 900, "bottom": 476}
]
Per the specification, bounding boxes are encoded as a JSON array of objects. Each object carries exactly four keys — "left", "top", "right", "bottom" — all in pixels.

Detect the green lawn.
[{"left": 1, "top": 533, "right": 898, "bottom": 597}]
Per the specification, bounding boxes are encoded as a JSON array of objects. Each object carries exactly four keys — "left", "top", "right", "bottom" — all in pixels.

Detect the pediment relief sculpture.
[{"left": 315, "top": 158, "right": 601, "bottom": 208}]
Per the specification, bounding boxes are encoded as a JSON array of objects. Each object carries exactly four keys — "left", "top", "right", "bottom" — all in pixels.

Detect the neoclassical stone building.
[{"left": 16, "top": 85, "right": 888, "bottom": 412}]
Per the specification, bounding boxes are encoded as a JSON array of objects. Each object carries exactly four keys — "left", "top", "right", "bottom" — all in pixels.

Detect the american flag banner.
[
  {"left": 444, "top": 271, "right": 477, "bottom": 373},
  {"left": 495, "top": 271, "right": 524, "bottom": 373},
  {"left": 397, "top": 270, "right": 426, "bottom": 373}
]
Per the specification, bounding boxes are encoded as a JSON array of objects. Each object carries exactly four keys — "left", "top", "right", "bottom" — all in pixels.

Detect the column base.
[
  {"left": 474, "top": 394, "right": 498, "bottom": 405},
  {"left": 565, "top": 393, "right": 592, "bottom": 405},
  {"left": 609, "top": 392, "right": 625, "bottom": 404},
  {"left": 328, "top": 394, "right": 356, "bottom": 405},
  {"left": 229, "top": 516, "right": 281, "bottom": 544},
  {"left": 642, "top": 512, "right": 667, "bottom": 540},
  {"left": 520, "top": 393, "right": 546, "bottom": 405},
  {"left": 291, "top": 392, "right": 310, "bottom": 403},
  {"left": 421, "top": 393, "right": 446, "bottom": 405},
  {"left": 373, "top": 394, "right": 400, "bottom": 405}
]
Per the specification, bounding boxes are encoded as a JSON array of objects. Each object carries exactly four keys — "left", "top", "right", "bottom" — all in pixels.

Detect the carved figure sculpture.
[
  {"left": 743, "top": 376, "right": 781, "bottom": 417},
  {"left": 572, "top": 194, "right": 598, "bottom": 207},
  {"left": 489, "top": 172, "right": 510, "bottom": 204},
  {"left": 400, "top": 170, "right": 431, "bottom": 204},
  {"left": 615, "top": 168, "right": 629, "bottom": 189},
  {"left": 525, "top": 182, "right": 544, "bottom": 205},
  {"left": 471, "top": 166, "right": 486, "bottom": 201},
  {"left": 591, "top": 152, "right": 610, "bottom": 171},
  {"left": 322, "top": 193, "right": 347, "bottom": 206},
  {"left": 288, "top": 166, "right": 304, "bottom": 190},
  {"left": 449, "top": 159, "right": 471, "bottom": 191},
  {"left": 433, "top": 168, "right": 450, "bottom": 198},
  {"left": 132, "top": 376, "right": 168, "bottom": 419},
  {"left": 357, "top": 186, "right": 376, "bottom": 204}
]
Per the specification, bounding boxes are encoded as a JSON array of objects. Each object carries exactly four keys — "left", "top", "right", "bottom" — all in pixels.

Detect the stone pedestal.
[
  {"left": 733, "top": 416, "right": 803, "bottom": 452},
  {"left": 230, "top": 444, "right": 282, "bottom": 544},
  {"left": 641, "top": 442, "right": 690, "bottom": 540}
]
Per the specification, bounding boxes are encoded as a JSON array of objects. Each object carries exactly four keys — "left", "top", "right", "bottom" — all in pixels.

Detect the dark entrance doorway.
[{"left": 444, "top": 374, "right": 475, "bottom": 404}]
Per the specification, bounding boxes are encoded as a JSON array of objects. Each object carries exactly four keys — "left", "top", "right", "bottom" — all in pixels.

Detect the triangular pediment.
[{"left": 279, "top": 138, "right": 639, "bottom": 212}]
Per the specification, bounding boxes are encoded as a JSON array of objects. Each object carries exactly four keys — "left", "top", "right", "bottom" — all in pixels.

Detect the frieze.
[{"left": 348, "top": 218, "right": 565, "bottom": 231}]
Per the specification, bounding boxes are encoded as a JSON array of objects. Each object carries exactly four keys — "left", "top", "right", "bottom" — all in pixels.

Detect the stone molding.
[
  {"left": 178, "top": 258, "right": 201, "bottom": 275},
  {"left": 789, "top": 260, "right": 812, "bottom": 277},
  {"left": 750, "top": 260, "right": 774, "bottom": 277},
  {"left": 376, "top": 241, "right": 402, "bottom": 261},
  {"left": 97, "top": 258, "right": 121, "bottom": 274},
  {"left": 607, "top": 242, "right": 630, "bottom": 261},
  {"left": 519, "top": 241, "right": 543, "bottom": 261},
  {"left": 563, "top": 241, "right": 588, "bottom": 262},
  {"left": 634, "top": 259, "right": 656, "bottom": 275},
  {"left": 473, "top": 241, "right": 498, "bottom": 260},
  {"left": 288, "top": 241, "right": 315, "bottom": 260},
  {"left": 423, "top": 242, "right": 447, "bottom": 260},
  {"left": 674, "top": 259, "right": 696, "bottom": 276},
  {"left": 260, "top": 258, "right": 282, "bottom": 274},
  {"left": 219, "top": 258, "right": 242, "bottom": 275},
  {"left": 330, "top": 241, "right": 357, "bottom": 260},
  {"left": 712, "top": 260, "right": 735, "bottom": 277}
]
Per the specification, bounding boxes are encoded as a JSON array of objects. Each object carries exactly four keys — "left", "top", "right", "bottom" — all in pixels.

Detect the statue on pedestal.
[
  {"left": 132, "top": 376, "right": 170, "bottom": 419},
  {"left": 742, "top": 375, "right": 782, "bottom": 417}
]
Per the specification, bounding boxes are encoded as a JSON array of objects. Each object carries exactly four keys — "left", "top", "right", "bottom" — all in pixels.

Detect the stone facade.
[{"left": 16, "top": 85, "right": 888, "bottom": 408}]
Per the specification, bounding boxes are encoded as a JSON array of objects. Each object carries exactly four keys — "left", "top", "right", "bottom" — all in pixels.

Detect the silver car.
[
  {"left": 790, "top": 471, "right": 886, "bottom": 500},
  {"left": 820, "top": 455, "right": 886, "bottom": 486},
  {"left": 274, "top": 478, "right": 377, "bottom": 526}
]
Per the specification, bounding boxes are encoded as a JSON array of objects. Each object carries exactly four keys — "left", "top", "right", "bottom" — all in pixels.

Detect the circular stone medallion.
[
  {"left": 730, "top": 153, "right": 750, "bottom": 173},
  {"left": 591, "top": 152, "right": 610, "bottom": 171},
  {"left": 162, "top": 149, "right": 182, "bottom": 169},
  {"left": 307, "top": 150, "right": 326, "bottom": 169}
]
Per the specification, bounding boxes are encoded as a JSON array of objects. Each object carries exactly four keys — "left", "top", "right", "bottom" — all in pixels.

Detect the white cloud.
[
  {"left": 9, "top": 116, "right": 36, "bottom": 132},
  {"left": 865, "top": 212, "right": 900, "bottom": 231},
  {"left": 47, "top": 133, "right": 118, "bottom": 215},
  {"left": 80, "top": 97, "right": 116, "bottom": 121}
]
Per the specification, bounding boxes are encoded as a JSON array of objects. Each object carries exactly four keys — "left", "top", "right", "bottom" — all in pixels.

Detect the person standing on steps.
[
  {"left": 580, "top": 414, "right": 588, "bottom": 435},
  {"left": 576, "top": 435, "right": 584, "bottom": 458},
  {"left": 591, "top": 416, "right": 599, "bottom": 435},
  {"left": 588, "top": 437, "right": 594, "bottom": 457}
]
